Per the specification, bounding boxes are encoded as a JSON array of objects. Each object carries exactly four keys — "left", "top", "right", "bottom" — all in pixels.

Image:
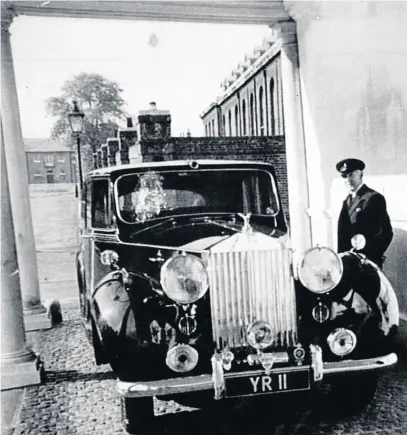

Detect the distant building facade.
[
  {"left": 25, "top": 138, "right": 75, "bottom": 184},
  {"left": 201, "top": 35, "right": 284, "bottom": 138}
]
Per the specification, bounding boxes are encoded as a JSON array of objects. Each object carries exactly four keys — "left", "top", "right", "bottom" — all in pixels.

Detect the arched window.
[
  {"left": 242, "top": 99, "right": 247, "bottom": 135},
  {"left": 209, "top": 122, "right": 212, "bottom": 137},
  {"left": 211, "top": 119, "right": 215, "bottom": 137},
  {"left": 228, "top": 110, "right": 232, "bottom": 136},
  {"left": 259, "top": 86, "right": 264, "bottom": 136},
  {"left": 205, "top": 124, "right": 208, "bottom": 137},
  {"left": 269, "top": 78, "right": 275, "bottom": 135},
  {"left": 222, "top": 114, "right": 226, "bottom": 137},
  {"left": 249, "top": 93, "right": 255, "bottom": 135},
  {"left": 234, "top": 105, "right": 239, "bottom": 136}
]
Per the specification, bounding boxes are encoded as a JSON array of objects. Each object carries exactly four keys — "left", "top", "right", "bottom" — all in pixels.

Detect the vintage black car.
[{"left": 76, "top": 160, "right": 399, "bottom": 434}]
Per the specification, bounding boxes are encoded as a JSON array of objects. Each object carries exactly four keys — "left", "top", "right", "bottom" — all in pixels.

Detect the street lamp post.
[{"left": 68, "top": 100, "right": 85, "bottom": 190}]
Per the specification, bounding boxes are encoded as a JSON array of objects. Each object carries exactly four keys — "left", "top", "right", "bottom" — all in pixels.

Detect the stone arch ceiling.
[{"left": 3, "top": 1, "right": 292, "bottom": 25}]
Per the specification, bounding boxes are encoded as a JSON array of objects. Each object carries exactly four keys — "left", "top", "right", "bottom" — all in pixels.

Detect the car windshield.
[{"left": 116, "top": 169, "right": 279, "bottom": 223}]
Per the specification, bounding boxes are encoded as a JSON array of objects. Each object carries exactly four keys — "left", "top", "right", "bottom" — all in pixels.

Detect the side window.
[
  {"left": 85, "top": 182, "right": 92, "bottom": 228},
  {"left": 92, "top": 179, "right": 112, "bottom": 229}
]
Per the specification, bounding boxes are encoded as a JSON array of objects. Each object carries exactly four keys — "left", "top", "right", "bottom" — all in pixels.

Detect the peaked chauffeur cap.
[{"left": 336, "top": 158, "right": 365, "bottom": 175}]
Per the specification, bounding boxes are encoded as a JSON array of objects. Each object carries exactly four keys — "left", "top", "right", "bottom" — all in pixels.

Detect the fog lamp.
[
  {"left": 166, "top": 344, "right": 198, "bottom": 373},
  {"left": 247, "top": 321, "right": 274, "bottom": 350},
  {"left": 327, "top": 328, "right": 357, "bottom": 356}
]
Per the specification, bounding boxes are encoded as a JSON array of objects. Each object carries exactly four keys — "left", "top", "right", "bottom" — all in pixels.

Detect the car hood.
[{"left": 121, "top": 215, "right": 289, "bottom": 251}]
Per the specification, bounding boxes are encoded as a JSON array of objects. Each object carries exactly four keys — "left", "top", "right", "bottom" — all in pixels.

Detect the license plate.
[{"left": 225, "top": 369, "right": 310, "bottom": 398}]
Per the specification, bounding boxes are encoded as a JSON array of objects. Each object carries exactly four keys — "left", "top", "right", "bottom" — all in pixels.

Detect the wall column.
[
  {"left": 1, "top": 12, "right": 51, "bottom": 330},
  {"left": 1, "top": 122, "right": 44, "bottom": 390},
  {"left": 273, "top": 20, "right": 311, "bottom": 260}
]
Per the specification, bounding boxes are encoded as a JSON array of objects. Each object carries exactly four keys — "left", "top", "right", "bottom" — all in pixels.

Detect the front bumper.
[{"left": 117, "top": 352, "right": 397, "bottom": 398}]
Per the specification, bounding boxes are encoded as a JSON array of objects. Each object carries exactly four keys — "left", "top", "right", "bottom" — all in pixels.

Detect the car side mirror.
[{"left": 351, "top": 234, "right": 366, "bottom": 251}]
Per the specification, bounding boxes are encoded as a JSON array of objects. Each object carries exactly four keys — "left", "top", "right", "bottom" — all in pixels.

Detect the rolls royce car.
[{"left": 76, "top": 160, "right": 399, "bottom": 434}]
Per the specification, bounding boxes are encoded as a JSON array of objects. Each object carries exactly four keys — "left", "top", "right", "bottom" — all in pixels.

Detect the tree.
[{"left": 45, "top": 73, "right": 126, "bottom": 174}]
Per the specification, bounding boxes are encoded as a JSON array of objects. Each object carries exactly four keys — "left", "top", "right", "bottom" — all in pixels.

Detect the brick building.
[
  {"left": 102, "top": 104, "right": 289, "bottom": 219},
  {"left": 25, "top": 138, "right": 75, "bottom": 184},
  {"left": 201, "top": 31, "right": 284, "bottom": 138}
]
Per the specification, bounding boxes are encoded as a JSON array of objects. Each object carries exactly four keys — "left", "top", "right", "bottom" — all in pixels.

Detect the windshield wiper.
[{"left": 131, "top": 218, "right": 175, "bottom": 236}]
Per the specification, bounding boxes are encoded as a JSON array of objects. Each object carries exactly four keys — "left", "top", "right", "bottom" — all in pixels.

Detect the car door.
[
  {"left": 81, "top": 180, "right": 93, "bottom": 312},
  {"left": 90, "top": 178, "right": 115, "bottom": 288}
]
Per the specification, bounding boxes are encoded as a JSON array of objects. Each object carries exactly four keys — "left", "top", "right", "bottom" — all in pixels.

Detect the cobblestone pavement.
[
  {"left": 8, "top": 183, "right": 407, "bottom": 434},
  {"left": 12, "top": 300, "right": 407, "bottom": 435}
]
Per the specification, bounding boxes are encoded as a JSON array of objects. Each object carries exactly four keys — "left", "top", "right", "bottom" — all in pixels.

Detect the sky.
[{"left": 10, "top": 15, "right": 270, "bottom": 138}]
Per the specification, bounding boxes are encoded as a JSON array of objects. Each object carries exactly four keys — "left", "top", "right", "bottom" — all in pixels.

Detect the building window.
[
  {"left": 59, "top": 170, "right": 66, "bottom": 180},
  {"left": 211, "top": 119, "right": 215, "bottom": 137},
  {"left": 228, "top": 110, "right": 232, "bottom": 136},
  {"left": 34, "top": 171, "right": 42, "bottom": 178},
  {"left": 250, "top": 93, "right": 255, "bottom": 135},
  {"left": 58, "top": 154, "right": 65, "bottom": 163},
  {"left": 222, "top": 114, "right": 226, "bottom": 137},
  {"left": 234, "top": 105, "right": 239, "bottom": 136},
  {"left": 269, "top": 78, "right": 275, "bottom": 136},
  {"left": 259, "top": 86, "right": 265, "bottom": 136},
  {"left": 205, "top": 124, "right": 208, "bottom": 137},
  {"left": 33, "top": 154, "right": 41, "bottom": 163},
  {"left": 44, "top": 155, "right": 54, "bottom": 167},
  {"left": 242, "top": 99, "right": 247, "bottom": 135}
]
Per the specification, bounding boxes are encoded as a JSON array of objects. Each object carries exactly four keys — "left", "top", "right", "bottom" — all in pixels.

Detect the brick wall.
[{"left": 139, "top": 136, "right": 289, "bottom": 219}]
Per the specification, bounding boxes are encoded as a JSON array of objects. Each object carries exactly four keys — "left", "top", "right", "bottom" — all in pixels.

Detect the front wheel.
[
  {"left": 121, "top": 397, "right": 155, "bottom": 434},
  {"left": 330, "top": 372, "right": 377, "bottom": 415}
]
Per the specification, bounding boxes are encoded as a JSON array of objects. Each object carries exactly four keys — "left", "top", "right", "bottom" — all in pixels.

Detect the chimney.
[
  {"left": 126, "top": 117, "right": 133, "bottom": 128},
  {"left": 138, "top": 102, "right": 171, "bottom": 140}
]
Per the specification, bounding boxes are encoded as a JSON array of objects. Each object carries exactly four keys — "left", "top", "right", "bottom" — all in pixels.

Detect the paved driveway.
[
  {"left": 11, "top": 303, "right": 407, "bottom": 435},
  {"left": 5, "top": 183, "right": 407, "bottom": 435}
]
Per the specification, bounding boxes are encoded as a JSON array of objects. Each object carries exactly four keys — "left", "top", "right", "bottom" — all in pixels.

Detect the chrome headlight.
[
  {"left": 160, "top": 253, "right": 209, "bottom": 304},
  {"left": 327, "top": 328, "right": 357, "bottom": 356},
  {"left": 297, "top": 246, "right": 343, "bottom": 294}
]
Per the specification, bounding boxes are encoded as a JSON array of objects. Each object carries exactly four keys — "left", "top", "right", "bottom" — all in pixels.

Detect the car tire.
[
  {"left": 330, "top": 372, "right": 377, "bottom": 415},
  {"left": 121, "top": 397, "right": 155, "bottom": 435}
]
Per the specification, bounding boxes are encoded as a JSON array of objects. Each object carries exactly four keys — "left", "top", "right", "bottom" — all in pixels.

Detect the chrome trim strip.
[
  {"left": 117, "top": 366, "right": 310, "bottom": 399},
  {"left": 116, "top": 353, "right": 398, "bottom": 398},
  {"left": 323, "top": 352, "right": 398, "bottom": 375}
]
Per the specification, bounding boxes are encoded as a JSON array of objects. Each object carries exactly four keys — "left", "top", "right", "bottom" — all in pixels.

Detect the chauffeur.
[{"left": 336, "top": 158, "right": 393, "bottom": 268}]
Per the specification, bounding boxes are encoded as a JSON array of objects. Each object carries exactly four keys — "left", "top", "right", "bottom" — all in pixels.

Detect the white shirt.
[{"left": 350, "top": 183, "right": 364, "bottom": 198}]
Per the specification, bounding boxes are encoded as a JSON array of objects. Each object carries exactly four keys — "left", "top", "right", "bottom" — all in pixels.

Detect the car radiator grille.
[{"left": 207, "top": 249, "right": 297, "bottom": 350}]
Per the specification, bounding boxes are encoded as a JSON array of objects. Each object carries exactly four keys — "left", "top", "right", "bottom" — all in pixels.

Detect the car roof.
[{"left": 85, "top": 159, "right": 275, "bottom": 179}]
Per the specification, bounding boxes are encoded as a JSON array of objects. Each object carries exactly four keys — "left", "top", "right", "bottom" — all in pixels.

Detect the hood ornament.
[{"left": 238, "top": 213, "right": 252, "bottom": 232}]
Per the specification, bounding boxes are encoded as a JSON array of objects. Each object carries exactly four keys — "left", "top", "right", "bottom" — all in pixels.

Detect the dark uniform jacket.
[{"left": 337, "top": 184, "right": 393, "bottom": 267}]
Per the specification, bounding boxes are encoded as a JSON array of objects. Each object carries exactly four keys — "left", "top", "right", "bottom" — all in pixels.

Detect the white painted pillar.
[
  {"left": 1, "top": 122, "right": 44, "bottom": 390},
  {"left": 272, "top": 21, "right": 312, "bottom": 259},
  {"left": 1, "top": 11, "right": 51, "bottom": 330}
]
